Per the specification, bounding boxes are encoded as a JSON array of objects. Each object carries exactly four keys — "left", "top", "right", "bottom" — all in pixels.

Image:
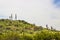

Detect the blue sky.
[
  {"left": 53, "top": 0, "right": 60, "bottom": 7},
  {"left": 52, "top": 0, "right": 60, "bottom": 19},
  {"left": 54, "top": 0, "right": 60, "bottom": 3},
  {"left": 0, "top": 0, "right": 60, "bottom": 30}
]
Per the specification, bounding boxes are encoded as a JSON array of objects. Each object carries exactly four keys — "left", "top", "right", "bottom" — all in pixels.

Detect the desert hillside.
[{"left": 0, "top": 19, "right": 60, "bottom": 40}]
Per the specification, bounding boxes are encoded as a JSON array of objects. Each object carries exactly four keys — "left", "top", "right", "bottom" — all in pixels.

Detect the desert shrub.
[{"left": 23, "top": 33, "right": 33, "bottom": 40}]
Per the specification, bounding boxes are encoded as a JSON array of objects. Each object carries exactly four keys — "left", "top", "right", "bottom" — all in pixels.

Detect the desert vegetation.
[{"left": 0, "top": 19, "right": 60, "bottom": 40}]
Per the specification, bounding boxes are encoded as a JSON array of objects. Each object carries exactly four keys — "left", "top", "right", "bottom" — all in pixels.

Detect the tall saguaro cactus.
[
  {"left": 15, "top": 14, "right": 17, "bottom": 20},
  {"left": 11, "top": 14, "right": 13, "bottom": 20},
  {"left": 9, "top": 14, "right": 13, "bottom": 20}
]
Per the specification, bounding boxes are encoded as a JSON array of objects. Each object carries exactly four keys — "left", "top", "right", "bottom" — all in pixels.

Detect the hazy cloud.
[{"left": 0, "top": 0, "right": 60, "bottom": 30}]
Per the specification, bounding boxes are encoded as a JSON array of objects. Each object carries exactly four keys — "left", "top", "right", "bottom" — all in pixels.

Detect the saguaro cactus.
[
  {"left": 9, "top": 14, "right": 13, "bottom": 20},
  {"left": 15, "top": 14, "right": 17, "bottom": 20}
]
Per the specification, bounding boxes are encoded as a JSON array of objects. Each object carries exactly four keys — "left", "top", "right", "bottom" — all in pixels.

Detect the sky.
[{"left": 0, "top": 0, "right": 60, "bottom": 30}]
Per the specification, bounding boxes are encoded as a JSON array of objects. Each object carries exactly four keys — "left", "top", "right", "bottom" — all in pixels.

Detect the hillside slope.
[
  {"left": 0, "top": 19, "right": 60, "bottom": 40},
  {"left": 0, "top": 19, "right": 43, "bottom": 33}
]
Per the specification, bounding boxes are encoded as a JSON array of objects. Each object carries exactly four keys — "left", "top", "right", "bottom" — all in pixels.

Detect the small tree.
[
  {"left": 46, "top": 24, "right": 49, "bottom": 29},
  {"left": 51, "top": 26, "right": 53, "bottom": 30}
]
